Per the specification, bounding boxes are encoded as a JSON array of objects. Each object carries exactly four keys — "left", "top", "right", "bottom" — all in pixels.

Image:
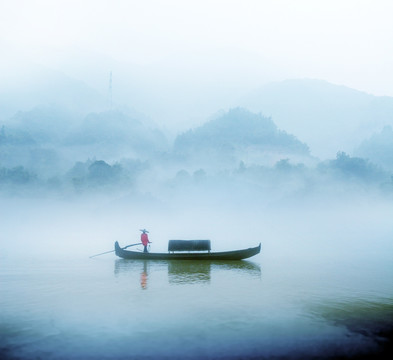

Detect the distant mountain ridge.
[
  {"left": 2, "top": 60, "right": 393, "bottom": 164},
  {"left": 241, "top": 79, "right": 393, "bottom": 159},
  {"left": 355, "top": 125, "right": 393, "bottom": 171},
  {"left": 0, "top": 107, "right": 169, "bottom": 175},
  {"left": 0, "top": 62, "right": 109, "bottom": 121}
]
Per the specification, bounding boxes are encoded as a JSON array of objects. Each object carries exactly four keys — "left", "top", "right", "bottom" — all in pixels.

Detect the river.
[{"left": 1, "top": 196, "right": 393, "bottom": 359}]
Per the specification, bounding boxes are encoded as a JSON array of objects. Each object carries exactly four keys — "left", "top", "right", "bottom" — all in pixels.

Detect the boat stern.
[{"left": 114, "top": 241, "right": 121, "bottom": 257}]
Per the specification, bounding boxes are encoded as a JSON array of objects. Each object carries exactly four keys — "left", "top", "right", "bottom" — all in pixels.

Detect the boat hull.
[{"left": 115, "top": 241, "right": 261, "bottom": 260}]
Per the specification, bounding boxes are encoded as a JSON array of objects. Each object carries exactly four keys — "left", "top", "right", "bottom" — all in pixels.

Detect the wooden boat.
[{"left": 114, "top": 241, "right": 261, "bottom": 260}]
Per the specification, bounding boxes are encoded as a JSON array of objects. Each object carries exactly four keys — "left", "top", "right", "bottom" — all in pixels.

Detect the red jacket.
[{"left": 141, "top": 233, "right": 149, "bottom": 246}]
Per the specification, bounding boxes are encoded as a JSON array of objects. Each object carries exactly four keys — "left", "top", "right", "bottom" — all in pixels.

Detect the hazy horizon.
[{"left": 1, "top": 1, "right": 393, "bottom": 130}]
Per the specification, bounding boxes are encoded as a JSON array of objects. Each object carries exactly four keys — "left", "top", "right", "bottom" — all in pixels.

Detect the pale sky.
[{"left": 1, "top": 0, "right": 393, "bottom": 96}]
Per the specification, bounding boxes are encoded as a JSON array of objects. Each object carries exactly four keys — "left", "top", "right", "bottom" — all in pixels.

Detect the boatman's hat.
[{"left": 140, "top": 229, "right": 149, "bottom": 233}]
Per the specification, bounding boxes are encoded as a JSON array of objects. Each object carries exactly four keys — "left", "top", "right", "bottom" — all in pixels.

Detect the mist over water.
[{"left": 1, "top": 185, "right": 393, "bottom": 359}]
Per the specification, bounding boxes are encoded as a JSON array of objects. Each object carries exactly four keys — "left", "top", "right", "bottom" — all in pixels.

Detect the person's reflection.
[{"left": 140, "top": 261, "right": 148, "bottom": 290}]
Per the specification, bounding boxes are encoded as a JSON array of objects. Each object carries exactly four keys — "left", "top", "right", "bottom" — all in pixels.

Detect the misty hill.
[
  {"left": 241, "top": 79, "right": 393, "bottom": 159},
  {"left": 0, "top": 107, "right": 168, "bottom": 177},
  {"left": 65, "top": 110, "right": 169, "bottom": 158},
  {"left": 6, "top": 106, "right": 77, "bottom": 144},
  {"left": 174, "top": 108, "right": 310, "bottom": 168},
  {"left": 355, "top": 126, "right": 393, "bottom": 171},
  {"left": 0, "top": 60, "right": 108, "bottom": 121}
]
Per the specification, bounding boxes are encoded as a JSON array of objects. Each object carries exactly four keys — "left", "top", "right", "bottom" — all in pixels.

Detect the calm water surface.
[{"left": 1, "top": 251, "right": 393, "bottom": 359}]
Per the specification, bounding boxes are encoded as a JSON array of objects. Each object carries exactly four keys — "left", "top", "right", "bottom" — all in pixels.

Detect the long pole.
[{"left": 89, "top": 243, "right": 142, "bottom": 258}]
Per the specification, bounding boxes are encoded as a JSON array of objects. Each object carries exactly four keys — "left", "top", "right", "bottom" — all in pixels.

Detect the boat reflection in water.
[
  {"left": 114, "top": 259, "right": 261, "bottom": 286},
  {"left": 168, "top": 261, "right": 212, "bottom": 284}
]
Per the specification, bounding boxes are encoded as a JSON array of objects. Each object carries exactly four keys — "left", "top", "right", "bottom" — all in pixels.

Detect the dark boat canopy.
[{"left": 168, "top": 240, "right": 211, "bottom": 252}]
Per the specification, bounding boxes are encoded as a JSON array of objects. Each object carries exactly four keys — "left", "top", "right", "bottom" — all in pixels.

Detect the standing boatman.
[{"left": 140, "top": 229, "right": 151, "bottom": 253}]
